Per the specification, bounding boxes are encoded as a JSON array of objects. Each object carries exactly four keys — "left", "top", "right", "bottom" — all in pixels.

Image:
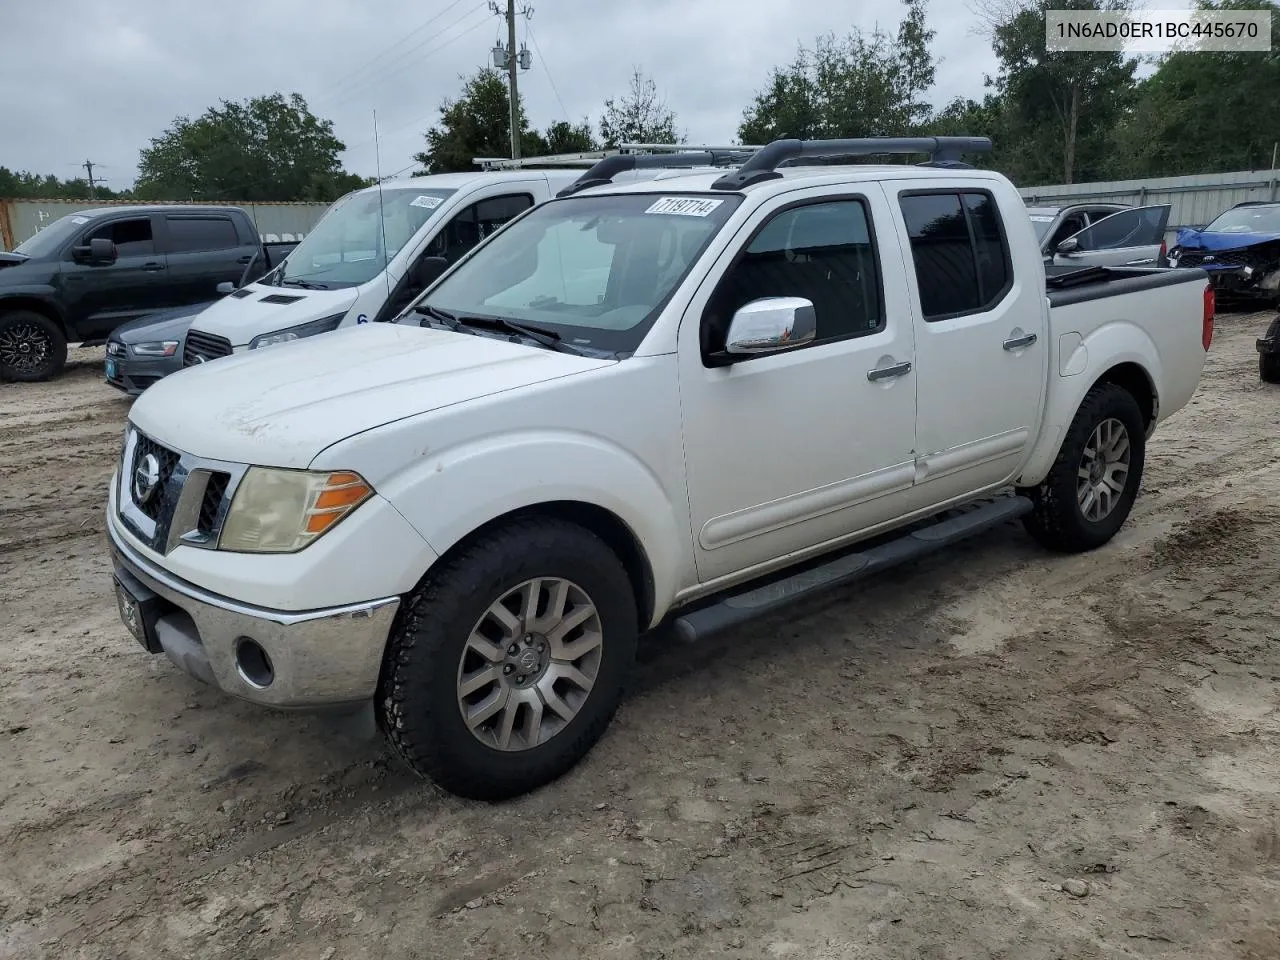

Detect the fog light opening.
[{"left": 235, "top": 638, "right": 275, "bottom": 689}]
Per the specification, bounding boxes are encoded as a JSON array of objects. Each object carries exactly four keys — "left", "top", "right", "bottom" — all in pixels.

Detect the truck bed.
[{"left": 1044, "top": 263, "right": 1210, "bottom": 307}]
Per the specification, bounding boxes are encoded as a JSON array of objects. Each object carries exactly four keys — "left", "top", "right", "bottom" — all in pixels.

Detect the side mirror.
[
  {"left": 215, "top": 281, "right": 236, "bottom": 295},
  {"left": 73, "top": 237, "right": 117, "bottom": 264},
  {"left": 1056, "top": 237, "right": 1080, "bottom": 255},
  {"left": 412, "top": 256, "right": 449, "bottom": 288},
  {"left": 724, "top": 297, "right": 817, "bottom": 357}
]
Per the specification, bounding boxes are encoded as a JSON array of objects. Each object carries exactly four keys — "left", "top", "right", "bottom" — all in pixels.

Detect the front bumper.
[
  {"left": 107, "top": 517, "right": 400, "bottom": 708},
  {"left": 104, "top": 343, "right": 183, "bottom": 396}
]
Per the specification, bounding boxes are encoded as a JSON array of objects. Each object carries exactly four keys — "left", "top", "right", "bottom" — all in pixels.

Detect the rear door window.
[
  {"left": 166, "top": 217, "right": 240, "bottom": 253},
  {"left": 899, "top": 190, "right": 1012, "bottom": 321}
]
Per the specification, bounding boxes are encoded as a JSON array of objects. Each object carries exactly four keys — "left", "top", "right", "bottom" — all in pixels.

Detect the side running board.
[{"left": 671, "top": 494, "right": 1033, "bottom": 644}]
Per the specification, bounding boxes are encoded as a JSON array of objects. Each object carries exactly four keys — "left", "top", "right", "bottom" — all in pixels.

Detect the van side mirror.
[
  {"left": 723, "top": 297, "right": 817, "bottom": 358},
  {"left": 216, "top": 281, "right": 236, "bottom": 295},
  {"left": 1056, "top": 236, "right": 1080, "bottom": 255},
  {"left": 73, "top": 237, "right": 117, "bottom": 264}
]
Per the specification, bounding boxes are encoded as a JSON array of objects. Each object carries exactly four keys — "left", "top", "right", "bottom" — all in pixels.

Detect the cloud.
[{"left": 2, "top": 0, "right": 1055, "bottom": 188}]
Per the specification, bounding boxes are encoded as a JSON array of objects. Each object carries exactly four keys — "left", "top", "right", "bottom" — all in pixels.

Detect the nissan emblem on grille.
[{"left": 133, "top": 453, "right": 162, "bottom": 505}]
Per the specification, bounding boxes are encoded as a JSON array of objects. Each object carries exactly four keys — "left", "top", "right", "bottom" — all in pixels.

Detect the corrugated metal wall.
[
  {"left": 0, "top": 198, "right": 331, "bottom": 250},
  {"left": 1017, "top": 169, "right": 1280, "bottom": 233}
]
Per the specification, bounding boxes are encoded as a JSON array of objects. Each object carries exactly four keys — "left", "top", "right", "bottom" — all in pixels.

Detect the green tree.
[
  {"left": 1111, "top": 0, "right": 1280, "bottom": 178},
  {"left": 415, "top": 67, "right": 548, "bottom": 172},
  {"left": 975, "top": 0, "right": 1137, "bottom": 184},
  {"left": 600, "top": 68, "right": 682, "bottom": 147},
  {"left": 135, "top": 92, "right": 361, "bottom": 201},
  {"left": 738, "top": 0, "right": 937, "bottom": 144},
  {"left": 543, "top": 119, "right": 599, "bottom": 154},
  {"left": 0, "top": 168, "right": 124, "bottom": 200}
]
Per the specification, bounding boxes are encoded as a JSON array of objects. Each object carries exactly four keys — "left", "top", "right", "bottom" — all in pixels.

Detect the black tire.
[
  {"left": 0, "top": 310, "right": 67, "bottom": 383},
  {"left": 1019, "top": 382, "right": 1147, "bottom": 554},
  {"left": 378, "top": 517, "right": 639, "bottom": 801},
  {"left": 1261, "top": 318, "right": 1280, "bottom": 383}
]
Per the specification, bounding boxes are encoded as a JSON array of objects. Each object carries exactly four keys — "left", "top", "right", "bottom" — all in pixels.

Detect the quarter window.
[
  {"left": 899, "top": 191, "right": 1012, "bottom": 320},
  {"left": 166, "top": 217, "right": 239, "bottom": 253},
  {"left": 703, "top": 198, "right": 883, "bottom": 355}
]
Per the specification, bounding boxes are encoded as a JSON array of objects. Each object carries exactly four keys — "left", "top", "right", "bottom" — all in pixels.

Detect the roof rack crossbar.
[
  {"left": 709, "top": 136, "right": 993, "bottom": 191},
  {"left": 556, "top": 150, "right": 755, "bottom": 198}
]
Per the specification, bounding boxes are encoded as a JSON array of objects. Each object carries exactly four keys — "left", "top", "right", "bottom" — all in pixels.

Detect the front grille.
[
  {"left": 130, "top": 433, "right": 181, "bottom": 522},
  {"left": 198, "top": 472, "right": 231, "bottom": 536},
  {"left": 183, "top": 329, "right": 233, "bottom": 367},
  {"left": 1178, "top": 250, "right": 1252, "bottom": 269},
  {"left": 129, "top": 374, "right": 161, "bottom": 391}
]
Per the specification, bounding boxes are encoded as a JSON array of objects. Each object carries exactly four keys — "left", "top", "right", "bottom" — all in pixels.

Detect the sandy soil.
[{"left": 1, "top": 315, "right": 1279, "bottom": 960}]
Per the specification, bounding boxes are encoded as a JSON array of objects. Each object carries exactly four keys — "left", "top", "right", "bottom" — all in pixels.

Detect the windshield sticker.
[
  {"left": 1028, "top": 215, "right": 1056, "bottom": 223},
  {"left": 645, "top": 197, "right": 725, "bottom": 218},
  {"left": 69, "top": 216, "right": 90, "bottom": 225},
  {"left": 410, "top": 195, "right": 443, "bottom": 210}
]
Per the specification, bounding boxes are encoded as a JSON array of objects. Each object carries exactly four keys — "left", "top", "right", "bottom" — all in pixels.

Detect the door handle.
[
  {"left": 237, "top": 254, "right": 253, "bottom": 264},
  {"left": 867, "top": 360, "right": 912, "bottom": 382},
  {"left": 1003, "top": 333, "right": 1037, "bottom": 351},
  {"left": 142, "top": 262, "right": 165, "bottom": 272}
]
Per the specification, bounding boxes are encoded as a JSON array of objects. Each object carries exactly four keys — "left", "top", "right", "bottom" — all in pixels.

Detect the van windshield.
[
  {"left": 418, "top": 192, "right": 742, "bottom": 354},
  {"left": 275, "top": 186, "right": 456, "bottom": 288}
]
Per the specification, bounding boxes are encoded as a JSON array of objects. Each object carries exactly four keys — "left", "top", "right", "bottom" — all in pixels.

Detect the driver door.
[
  {"left": 1050, "top": 204, "right": 1172, "bottom": 267},
  {"left": 677, "top": 187, "right": 918, "bottom": 584}
]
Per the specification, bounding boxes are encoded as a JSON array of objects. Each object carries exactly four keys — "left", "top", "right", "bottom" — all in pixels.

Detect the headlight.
[
  {"left": 218, "top": 467, "right": 373, "bottom": 553},
  {"left": 248, "top": 312, "right": 347, "bottom": 350},
  {"left": 131, "top": 340, "right": 180, "bottom": 357}
]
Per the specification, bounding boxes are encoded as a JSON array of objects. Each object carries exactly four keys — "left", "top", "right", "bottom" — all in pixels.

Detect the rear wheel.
[
  {"left": 378, "top": 518, "right": 638, "bottom": 801},
  {"left": 1019, "top": 382, "right": 1146, "bottom": 553},
  {"left": 1261, "top": 317, "right": 1280, "bottom": 384},
  {"left": 0, "top": 310, "right": 67, "bottom": 382}
]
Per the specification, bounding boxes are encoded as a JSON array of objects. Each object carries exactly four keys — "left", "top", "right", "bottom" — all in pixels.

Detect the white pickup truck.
[{"left": 107, "top": 136, "right": 1213, "bottom": 801}]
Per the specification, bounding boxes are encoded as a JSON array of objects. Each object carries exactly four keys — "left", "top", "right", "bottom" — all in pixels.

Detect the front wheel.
[
  {"left": 378, "top": 518, "right": 638, "bottom": 801},
  {"left": 1019, "top": 382, "right": 1147, "bottom": 553},
  {"left": 0, "top": 310, "right": 67, "bottom": 382}
]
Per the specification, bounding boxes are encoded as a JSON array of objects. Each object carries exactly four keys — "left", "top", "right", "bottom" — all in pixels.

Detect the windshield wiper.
[
  {"left": 280, "top": 277, "right": 329, "bottom": 290},
  {"left": 413, "top": 305, "right": 583, "bottom": 355}
]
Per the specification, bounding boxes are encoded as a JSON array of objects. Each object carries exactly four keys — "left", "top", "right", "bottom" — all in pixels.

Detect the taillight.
[
  {"left": 1202, "top": 282, "right": 1215, "bottom": 351},
  {"left": 1159, "top": 239, "right": 1167, "bottom": 265}
]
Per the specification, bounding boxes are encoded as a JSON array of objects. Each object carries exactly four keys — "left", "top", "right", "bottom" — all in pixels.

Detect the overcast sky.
[{"left": 2, "top": 0, "right": 1191, "bottom": 189}]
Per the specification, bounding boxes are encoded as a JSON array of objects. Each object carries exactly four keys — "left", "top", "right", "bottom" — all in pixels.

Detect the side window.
[
  {"left": 166, "top": 217, "right": 239, "bottom": 253},
  {"left": 1070, "top": 208, "right": 1163, "bottom": 251},
  {"left": 1049, "top": 213, "right": 1086, "bottom": 249},
  {"left": 899, "top": 190, "right": 1011, "bottom": 321},
  {"left": 87, "top": 217, "right": 154, "bottom": 257},
  {"left": 703, "top": 199, "right": 883, "bottom": 354},
  {"left": 430, "top": 193, "right": 534, "bottom": 263}
]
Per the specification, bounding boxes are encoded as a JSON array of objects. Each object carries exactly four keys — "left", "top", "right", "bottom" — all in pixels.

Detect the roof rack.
[
  {"left": 709, "top": 136, "right": 993, "bottom": 191},
  {"left": 473, "top": 142, "right": 767, "bottom": 173},
  {"left": 556, "top": 145, "right": 762, "bottom": 198}
]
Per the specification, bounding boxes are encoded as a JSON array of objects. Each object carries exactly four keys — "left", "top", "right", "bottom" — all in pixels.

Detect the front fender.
[
  {"left": 1017, "top": 320, "right": 1162, "bottom": 486},
  {"left": 0, "top": 286, "right": 66, "bottom": 323},
  {"left": 321, "top": 429, "right": 693, "bottom": 630}
]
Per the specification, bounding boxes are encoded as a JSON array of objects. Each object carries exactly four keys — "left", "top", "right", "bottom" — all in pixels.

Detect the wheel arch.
[
  {"left": 0, "top": 294, "right": 68, "bottom": 335},
  {"left": 1093, "top": 360, "right": 1158, "bottom": 433}
]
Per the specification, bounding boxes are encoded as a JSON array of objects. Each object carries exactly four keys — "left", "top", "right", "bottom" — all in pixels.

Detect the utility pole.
[
  {"left": 83, "top": 159, "right": 99, "bottom": 199},
  {"left": 489, "top": 1, "right": 532, "bottom": 160}
]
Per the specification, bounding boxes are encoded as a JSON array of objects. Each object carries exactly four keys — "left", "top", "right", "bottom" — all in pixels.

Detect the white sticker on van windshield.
[
  {"left": 1028, "top": 215, "right": 1055, "bottom": 222},
  {"left": 69, "top": 216, "right": 89, "bottom": 224},
  {"left": 410, "top": 195, "right": 443, "bottom": 209},
  {"left": 645, "top": 197, "right": 725, "bottom": 217}
]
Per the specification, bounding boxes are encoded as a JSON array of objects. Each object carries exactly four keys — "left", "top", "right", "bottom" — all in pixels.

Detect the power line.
[
  {"left": 315, "top": 2, "right": 490, "bottom": 112},
  {"left": 525, "top": 22, "right": 569, "bottom": 123},
  {"left": 311, "top": 0, "right": 474, "bottom": 106}
]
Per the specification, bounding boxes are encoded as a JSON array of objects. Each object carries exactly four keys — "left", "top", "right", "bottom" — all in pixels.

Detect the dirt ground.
[{"left": 1, "top": 311, "right": 1279, "bottom": 960}]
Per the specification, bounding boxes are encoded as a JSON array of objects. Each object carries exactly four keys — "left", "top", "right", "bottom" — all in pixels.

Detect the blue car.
[{"left": 1167, "top": 201, "right": 1280, "bottom": 306}]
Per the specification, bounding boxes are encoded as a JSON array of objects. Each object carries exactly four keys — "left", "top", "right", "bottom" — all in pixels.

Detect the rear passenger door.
[
  {"left": 678, "top": 188, "right": 918, "bottom": 582},
  {"left": 893, "top": 186, "right": 1047, "bottom": 510},
  {"left": 158, "top": 214, "right": 259, "bottom": 307}
]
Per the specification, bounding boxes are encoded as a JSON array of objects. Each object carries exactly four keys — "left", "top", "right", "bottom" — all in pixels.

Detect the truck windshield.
[
  {"left": 275, "top": 186, "right": 456, "bottom": 288},
  {"left": 419, "top": 192, "right": 742, "bottom": 353},
  {"left": 1202, "top": 205, "right": 1280, "bottom": 235},
  {"left": 12, "top": 214, "right": 89, "bottom": 258}
]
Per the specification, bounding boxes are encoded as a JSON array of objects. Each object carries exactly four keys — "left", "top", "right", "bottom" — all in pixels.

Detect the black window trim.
[
  {"left": 699, "top": 192, "right": 888, "bottom": 368},
  {"left": 161, "top": 214, "right": 242, "bottom": 254},
  {"left": 898, "top": 187, "right": 1014, "bottom": 324}
]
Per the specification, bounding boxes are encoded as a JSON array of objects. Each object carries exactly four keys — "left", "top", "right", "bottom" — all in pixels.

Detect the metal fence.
[
  {"left": 1017, "top": 168, "right": 1280, "bottom": 235},
  {"left": 0, "top": 198, "right": 332, "bottom": 250}
]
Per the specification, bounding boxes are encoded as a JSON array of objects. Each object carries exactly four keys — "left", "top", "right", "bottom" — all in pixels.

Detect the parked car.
[
  {"left": 1167, "top": 200, "right": 1280, "bottom": 305},
  {"left": 103, "top": 242, "right": 296, "bottom": 396},
  {"left": 0, "top": 204, "right": 297, "bottom": 382},
  {"left": 106, "top": 136, "right": 1212, "bottom": 802},
  {"left": 1027, "top": 201, "right": 1131, "bottom": 254},
  {"left": 1041, "top": 204, "right": 1171, "bottom": 268}
]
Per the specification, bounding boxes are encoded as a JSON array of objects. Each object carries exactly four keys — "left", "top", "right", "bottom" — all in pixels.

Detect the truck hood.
[
  {"left": 0, "top": 251, "right": 30, "bottom": 269},
  {"left": 186, "top": 282, "right": 359, "bottom": 346},
  {"left": 128, "top": 322, "right": 615, "bottom": 467},
  {"left": 1173, "top": 227, "right": 1280, "bottom": 252}
]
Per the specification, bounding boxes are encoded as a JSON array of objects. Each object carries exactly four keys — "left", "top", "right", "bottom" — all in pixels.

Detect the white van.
[{"left": 180, "top": 169, "right": 586, "bottom": 364}]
